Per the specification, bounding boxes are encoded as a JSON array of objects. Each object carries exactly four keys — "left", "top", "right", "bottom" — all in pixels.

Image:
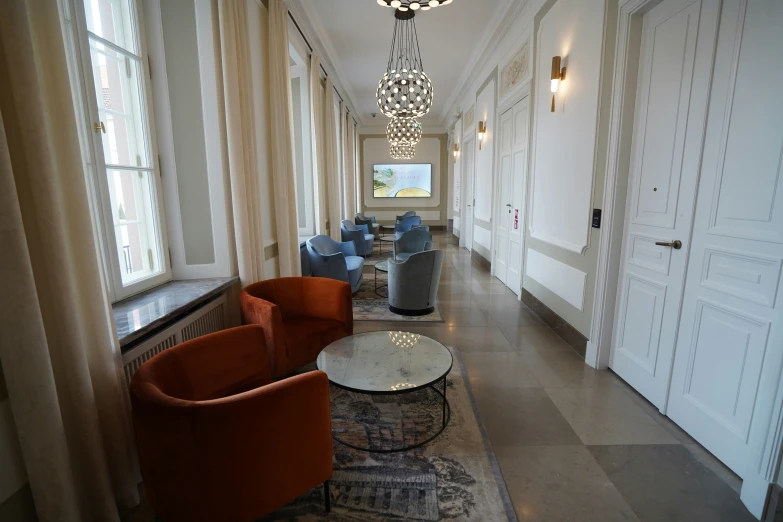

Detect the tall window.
[
  {"left": 290, "top": 45, "right": 315, "bottom": 236},
  {"left": 64, "top": 0, "right": 170, "bottom": 301}
]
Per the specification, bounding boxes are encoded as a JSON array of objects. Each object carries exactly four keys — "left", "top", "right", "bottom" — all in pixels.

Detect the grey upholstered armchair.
[
  {"left": 306, "top": 235, "right": 364, "bottom": 293},
  {"left": 355, "top": 213, "right": 380, "bottom": 239},
  {"left": 341, "top": 220, "right": 374, "bottom": 256},
  {"left": 393, "top": 229, "right": 433, "bottom": 261},
  {"left": 395, "top": 211, "right": 417, "bottom": 222},
  {"left": 388, "top": 250, "right": 445, "bottom": 315},
  {"left": 394, "top": 215, "right": 422, "bottom": 239}
]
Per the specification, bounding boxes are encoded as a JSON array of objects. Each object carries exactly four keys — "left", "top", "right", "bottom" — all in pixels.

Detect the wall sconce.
[
  {"left": 453, "top": 143, "right": 459, "bottom": 163},
  {"left": 550, "top": 55, "right": 566, "bottom": 112},
  {"left": 477, "top": 121, "right": 486, "bottom": 150}
]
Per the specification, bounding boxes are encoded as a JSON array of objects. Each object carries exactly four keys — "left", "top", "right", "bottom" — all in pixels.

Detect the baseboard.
[
  {"left": 765, "top": 483, "right": 783, "bottom": 521},
  {"left": 520, "top": 288, "right": 588, "bottom": 358},
  {"left": 471, "top": 249, "right": 491, "bottom": 271},
  {"left": 450, "top": 234, "right": 460, "bottom": 246},
  {"left": 446, "top": 219, "right": 453, "bottom": 233},
  {"left": 429, "top": 225, "right": 447, "bottom": 231}
]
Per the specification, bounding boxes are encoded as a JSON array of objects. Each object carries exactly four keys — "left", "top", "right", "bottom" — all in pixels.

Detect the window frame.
[
  {"left": 289, "top": 43, "right": 315, "bottom": 237},
  {"left": 65, "top": 0, "right": 171, "bottom": 302}
]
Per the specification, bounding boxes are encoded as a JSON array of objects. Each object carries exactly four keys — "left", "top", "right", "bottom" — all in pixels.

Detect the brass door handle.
[
  {"left": 655, "top": 240, "right": 682, "bottom": 249},
  {"left": 506, "top": 203, "right": 512, "bottom": 207},
  {"left": 93, "top": 121, "right": 106, "bottom": 134}
]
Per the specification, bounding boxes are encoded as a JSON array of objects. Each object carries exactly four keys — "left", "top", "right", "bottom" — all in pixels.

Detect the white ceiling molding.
[
  {"left": 440, "top": 0, "right": 531, "bottom": 127},
  {"left": 288, "top": 0, "right": 366, "bottom": 125}
]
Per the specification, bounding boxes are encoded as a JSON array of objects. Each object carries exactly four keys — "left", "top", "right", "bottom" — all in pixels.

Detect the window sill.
[{"left": 112, "top": 277, "right": 239, "bottom": 351}]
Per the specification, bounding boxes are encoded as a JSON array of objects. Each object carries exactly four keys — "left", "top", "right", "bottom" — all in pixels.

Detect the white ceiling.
[{"left": 297, "top": 0, "right": 512, "bottom": 128}]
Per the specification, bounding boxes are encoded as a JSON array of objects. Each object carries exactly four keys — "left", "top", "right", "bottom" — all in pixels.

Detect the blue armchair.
[
  {"left": 341, "top": 220, "right": 375, "bottom": 256},
  {"left": 394, "top": 215, "right": 423, "bottom": 239},
  {"left": 388, "top": 250, "right": 445, "bottom": 316},
  {"left": 306, "top": 235, "right": 364, "bottom": 294},
  {"left": 393, "top": 229, "right": 433, "bottom": 261},
  {"left": 355, "top": 213, "right": 380, "bottom": 239},
  {"left": 395, "top": 211, "right": 417, "bottom": 223}
]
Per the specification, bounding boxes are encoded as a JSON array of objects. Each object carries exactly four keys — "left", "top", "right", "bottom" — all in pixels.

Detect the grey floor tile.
[
  {"left": 587, "top": 445, "right": 755, "bottom": 522},
  {"left": 472, "top": 387, "right": 582, "bottom": 446},
  {"left": 495, "top": 445, "right": 639, "bottom": 522},
  {"left": 684, "top": 443, "right": 742, "bottom": 494},
  {"left": 462, "top": 352, "right": 542, "bottom": 389},
  {"left": 499, "top": 324, "right": 572, "bottom": 350},
  {"left": 415, "top": 325, "right": 515, "bottom": 353},
  {"left": 520, "top": 349, "right": 617, "bottom": 389},
  {"left": 546, "top": 386, "right": 679, "bottom": 445}
]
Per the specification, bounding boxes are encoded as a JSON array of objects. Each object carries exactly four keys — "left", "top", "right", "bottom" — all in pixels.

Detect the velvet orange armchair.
[
  {"left": 130, "top": 325, "right": 333, "bottom": 522},
  {"left": 240, "top": 277, "right": 353, "bottom": 377}
]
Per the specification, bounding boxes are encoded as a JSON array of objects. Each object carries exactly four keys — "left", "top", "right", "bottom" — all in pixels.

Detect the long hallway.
[{"left": 355, "top": 232, "right": 754, "bottom": 522}]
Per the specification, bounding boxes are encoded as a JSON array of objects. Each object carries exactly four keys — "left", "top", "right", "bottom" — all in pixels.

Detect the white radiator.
[{"left": 121, "top": 295, "right": 226, "bottom": 385}]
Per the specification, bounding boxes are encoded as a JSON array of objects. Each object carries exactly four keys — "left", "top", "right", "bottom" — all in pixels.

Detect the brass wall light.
[
  {"left": 453, "top": 143, "right": 459, "bottom": 163},
  {"left": 550, "top": 56, "right": 566, "bottom": 112},
  {"left": 477, "top": 121, "right": 486, "bottom": 150}
]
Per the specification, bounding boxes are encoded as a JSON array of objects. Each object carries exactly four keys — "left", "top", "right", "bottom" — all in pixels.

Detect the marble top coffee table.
[{"left": 316, "top": 331, "right": 453, "bottom": 453}]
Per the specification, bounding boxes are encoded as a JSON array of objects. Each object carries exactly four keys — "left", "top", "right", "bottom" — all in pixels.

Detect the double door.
[
  {"left": 611, "top": 0, "right": 783, "bottom": 481},
  {"left": 494, "top": 99, "right": 528, "bottom": 294}
]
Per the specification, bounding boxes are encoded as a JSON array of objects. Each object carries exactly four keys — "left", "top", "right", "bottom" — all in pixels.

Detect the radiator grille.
[
  {"left": 122, "top": 296, "right": 226, "bottom": 384},
  {"left": 123, "top": 334, "right": 176, "bottom": 384},
  {"left": 180, "top": 302, "right": 225, "bottom": 342}
]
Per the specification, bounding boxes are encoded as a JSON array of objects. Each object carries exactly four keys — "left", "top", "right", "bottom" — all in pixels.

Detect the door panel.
[
  {"left": 495, "top": 110, "right": 514, "bottom": 284},
  {"left": 667, "top": 0, "right": 783, "bottom": 479},
  {"left": 508, "top": 102, "right": 528, "bottom": 295},
  {"left": 462, "top": 137, "right": 475, "bottom": 250},
  {"left": 495, "top": 99, "right": 528, "bottom": 294},
  {"left": 610, "top": 0, "right": 714, "bottom": 409}
]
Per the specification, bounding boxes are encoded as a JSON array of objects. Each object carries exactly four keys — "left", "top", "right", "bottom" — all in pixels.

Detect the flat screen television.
[{"left": 373, "top": 164, "right": 432, "bottom": 198}]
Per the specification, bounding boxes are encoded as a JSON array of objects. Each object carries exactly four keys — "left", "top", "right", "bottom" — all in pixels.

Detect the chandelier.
[
  {"left": 376, "top": 0, "right": 453, "bottom": 12},
  {"left": 376, "top": 9, "right": 434, "bottom": 119},
  {"left": 390, "top": 143, "right": 415, "bottom": 160},
  {"left": 387, "top": 116, "right": 422, "bottom": 146}
]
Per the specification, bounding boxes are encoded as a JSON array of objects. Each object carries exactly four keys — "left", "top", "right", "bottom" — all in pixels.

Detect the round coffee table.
[
  {"left": 374, "top": 260, "right": 389, "bottom": 297},
  {"left": 379, "top": 224, "right": 395, "bottom": 236},
  {"left": 316, "top": 331, "right": 453, "bottom": 453},
  {"left": 379, "top": 235, "right": 394, "bottom": 255}
]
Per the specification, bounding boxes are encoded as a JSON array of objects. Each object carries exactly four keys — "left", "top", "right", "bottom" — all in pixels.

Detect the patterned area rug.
[
  {"left": 260, "top": 347, "right": 517, "bottom": 521},
  {"left": 354, "top": 272, "right": 444, "bottom": 322}
]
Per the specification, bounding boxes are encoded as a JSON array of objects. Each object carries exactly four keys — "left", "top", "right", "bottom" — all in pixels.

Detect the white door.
[
  {"left": 610, "top": 0, "right": 718, "bottom": 409},
  {"left": 495, "top": 100, "right": 529, "bottom": 294},
  {"left": 494, "top": 109, "right": 514, "bottom": 284},
  {"left": 666, "top": 0, "right": 783, "bottom": 480},
  {"left": 462, "top": 136, "right": 475, "bottom": 251}
]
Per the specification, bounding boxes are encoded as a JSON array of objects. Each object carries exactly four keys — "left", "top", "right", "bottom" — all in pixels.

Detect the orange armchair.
[
  {"left": 240, "top": 277, "right": 353, "bottom": 377},
  {"left": 130, "top": 325, "right": 333, "bottom": 522}
]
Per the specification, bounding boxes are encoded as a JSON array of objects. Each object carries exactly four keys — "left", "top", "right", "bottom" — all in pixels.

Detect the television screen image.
[{"left": 373, "top": 164, "right": 432, "bottom": 198}]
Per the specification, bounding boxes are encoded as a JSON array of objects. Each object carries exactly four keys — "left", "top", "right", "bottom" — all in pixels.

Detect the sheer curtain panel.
[
  {"left": 343, "top": 112, "right": 356, "bottom": 219},
  {"left": 217, "top": 0, "right": 267, "bottom": 286},
  {"left": 0, "top": 1, "right": 140, "bottom": 520},
  {"left": 267, "top": 0, "right": 301, "bottom": 276},
  {"left": 310, "top": 54, "right": 328, "bottom": 236}
]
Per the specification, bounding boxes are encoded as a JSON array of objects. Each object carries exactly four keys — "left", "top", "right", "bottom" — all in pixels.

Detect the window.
[
  {"left": 289, "top": 45, "right": 315, "bottom": 236},
  {"left": 64, "top": 0, "right": 170, "bottom": 301}
]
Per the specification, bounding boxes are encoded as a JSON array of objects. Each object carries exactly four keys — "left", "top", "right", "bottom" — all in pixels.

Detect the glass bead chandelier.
[
  {"left": 376, "top": 9, "right": 434, "bottom": 119},
  {"left": 390, "top": 143, "right": 415, "bottom": 160},
  {"left": 376, "top": 0, "right": 454, "bottom": 12},
  {"left": 387, "top": 116, "right": 422, "bottom": 146}
]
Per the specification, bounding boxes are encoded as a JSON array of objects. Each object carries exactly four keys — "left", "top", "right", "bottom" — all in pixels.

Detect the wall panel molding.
[{"left": 526, "top": 249, "right": 588, "bottom": 311}]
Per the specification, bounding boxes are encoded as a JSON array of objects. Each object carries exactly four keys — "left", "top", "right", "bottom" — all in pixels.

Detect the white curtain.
[
  {"left": 310, "top": 54, "right": 328, "bottom": 236},
  {"left": 217, "top": 0, "right": 267, "bottom": 286},
  {"left": 323, "top": 78, "right": 342, "bottom": 241},
  {"left": 0, "top": 1, "right": 140, "bottom": 520},
  {"left": 343, "top": 112, "right": 356, "bottom": 219},
  {"left": 267, "top": 0, "right": 301, "bottom": 276}
]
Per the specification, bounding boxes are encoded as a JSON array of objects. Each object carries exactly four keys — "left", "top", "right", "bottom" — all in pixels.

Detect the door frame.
[
  {"left": 586, "top": 0, "right": 783, "bottom": 516},
  {"left": 491, "top": 86, "right": 531, "bottom": 294}
]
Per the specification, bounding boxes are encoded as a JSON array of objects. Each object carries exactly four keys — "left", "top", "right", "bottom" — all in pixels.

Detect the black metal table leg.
[
  {"left": 324, "top": 480, "right": 331, "bottom": 512},
  {"left": 442, "top": 375, "right": 447, "bottom": 428}
]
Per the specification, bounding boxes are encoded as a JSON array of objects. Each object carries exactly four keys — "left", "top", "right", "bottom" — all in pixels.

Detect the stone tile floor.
[{"left": 355, "top": 232, "right": 755, "bottom": 522}]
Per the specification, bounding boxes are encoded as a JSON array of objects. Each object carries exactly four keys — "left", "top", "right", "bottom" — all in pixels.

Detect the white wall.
[
  {"left": 360, "top": 135, "right": 446, "bottom": 225},
  {"left": 450, "top": 116, "right": 463, "bottom": 235}
]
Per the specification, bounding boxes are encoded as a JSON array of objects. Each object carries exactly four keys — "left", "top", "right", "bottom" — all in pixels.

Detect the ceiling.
[{"left": 298, "top": 0, "right": 512, "bottom": 128}]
